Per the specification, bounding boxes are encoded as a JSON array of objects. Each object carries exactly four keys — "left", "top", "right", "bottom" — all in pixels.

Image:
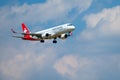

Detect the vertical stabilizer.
[{"left": 21, "top": 23, "right": 31, "bottom": 38}]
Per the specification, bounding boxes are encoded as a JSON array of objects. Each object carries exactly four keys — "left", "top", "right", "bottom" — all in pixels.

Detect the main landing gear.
[
  {"left": 53, "top": 40, "right": 57, "bottom": 43},
  {"left": 53, "top": 38, "right": 57, "bottom": 43},
  {"left": 40, "top": 38, "right": 57, "bottom": 43},
  {"left": 40, "top": 39, "right": 44, "bottom": 43}
]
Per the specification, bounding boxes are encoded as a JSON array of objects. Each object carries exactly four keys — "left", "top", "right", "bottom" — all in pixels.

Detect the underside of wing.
[
  {"left": 14, "top": 33, "right": 42, "bottom": 38},
  {"left": 29, "top": 33, "right": 42, "bottom": 38}
]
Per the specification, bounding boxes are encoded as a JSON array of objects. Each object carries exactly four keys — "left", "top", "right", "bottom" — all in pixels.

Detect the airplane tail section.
[
  {"left": 21, "top": 23, "right": 31, "bottom": 38},
  {"left": 22, "top": 23, "right": 30, "bottom": 34}
]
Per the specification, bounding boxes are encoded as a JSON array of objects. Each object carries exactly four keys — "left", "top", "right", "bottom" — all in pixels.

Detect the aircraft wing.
[{"left": 11, "top": 28, "right": 42, "bottom": 38}]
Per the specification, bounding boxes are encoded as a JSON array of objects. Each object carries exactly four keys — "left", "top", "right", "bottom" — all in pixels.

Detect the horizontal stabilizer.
[{"left": 12, "top": 36, "right": 23, "bottom": 38}]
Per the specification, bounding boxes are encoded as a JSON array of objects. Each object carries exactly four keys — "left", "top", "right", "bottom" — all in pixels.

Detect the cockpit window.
[{"left": 67, "top": 23, "right": 73, "bottom": 26}]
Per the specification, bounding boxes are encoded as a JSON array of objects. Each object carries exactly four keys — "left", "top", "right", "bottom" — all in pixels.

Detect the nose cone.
[
  {"left": 69, "top": 25, "right": 75, "bottom": 31},
  {"left": 66, "top": 23, "right": 75, "bottom": 30},
  {"left": 71, "top": 26, "right": 75, "bottom": 30}
]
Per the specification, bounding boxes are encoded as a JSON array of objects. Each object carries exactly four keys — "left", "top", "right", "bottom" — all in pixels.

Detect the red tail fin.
[
  {"left": 22, "top": 23, "right": 30, "bottom": 34},
  {"left": 21, "top": 23, "right": 31, "bottom": 38}
]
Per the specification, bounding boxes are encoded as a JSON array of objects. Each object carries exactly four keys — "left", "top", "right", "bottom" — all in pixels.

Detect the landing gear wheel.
[
  {"left": 68, "top": 32, "right": 72, "bottom": 36},
  {"left": 53, "top": 40, "right": 57, "bottom": 43},
  {"left": 40, "top": 40, "right": 44, "bottom": 43}
]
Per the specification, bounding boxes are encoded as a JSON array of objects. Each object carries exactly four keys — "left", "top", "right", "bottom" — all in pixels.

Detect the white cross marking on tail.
[{"left": 24, "top": 28, "right": 27, "bottom": 33}]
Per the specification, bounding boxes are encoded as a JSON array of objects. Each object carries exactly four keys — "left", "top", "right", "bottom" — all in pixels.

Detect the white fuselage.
[
  {"left": 34, "top": 23, "right": 75, "bottom": 39},
  {"left": 12, "top": 23, "right": 75, "bottom": 43}
]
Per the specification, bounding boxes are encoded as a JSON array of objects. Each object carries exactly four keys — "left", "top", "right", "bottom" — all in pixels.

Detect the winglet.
[{"left": 11, "top": 28, "right": 17, "bottom": 33}]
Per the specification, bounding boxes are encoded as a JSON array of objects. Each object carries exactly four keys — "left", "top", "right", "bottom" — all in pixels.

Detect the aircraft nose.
[
  {"left": 67, "top": 23, "right": 75, "bottom": 30},
  {"left": 71, "top": 26, "right": 75, "bottom": 30}
]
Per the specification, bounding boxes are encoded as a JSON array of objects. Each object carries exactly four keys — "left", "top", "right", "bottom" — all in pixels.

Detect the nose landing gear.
[{"left": 53, "top": 38, "right": 57, "bottom": 43}]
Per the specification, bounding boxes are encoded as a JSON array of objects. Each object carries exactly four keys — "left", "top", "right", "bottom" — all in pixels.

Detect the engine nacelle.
[
  {"left": 59, "top": 34, "right": 68, "bottom": 39},
  {"left": 42, "top": 33, "right": 51, "bottom": 38}
]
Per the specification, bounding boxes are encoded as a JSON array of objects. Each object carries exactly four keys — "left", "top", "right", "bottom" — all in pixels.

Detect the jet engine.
[
  {"left": 58, "top": 34, "right": 68, "bottom": 39},
  {"left": 42, "top": 33, "right": 51, "bottom": 38}
]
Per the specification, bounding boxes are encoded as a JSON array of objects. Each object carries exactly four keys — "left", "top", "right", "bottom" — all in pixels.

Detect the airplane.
[{"left": 11, "top": 23, "right": 75, "bottom": 43}]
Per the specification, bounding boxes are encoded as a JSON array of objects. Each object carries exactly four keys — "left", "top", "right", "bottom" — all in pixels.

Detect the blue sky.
[{"left": 0, "top": 0, "right": 120, "bottom": 80}]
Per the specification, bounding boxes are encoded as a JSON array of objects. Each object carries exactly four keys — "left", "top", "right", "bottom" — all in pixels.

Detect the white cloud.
[
  {"left": 54, "top": 55, "right": 95, "bottom": 80},
  {"left": 0, "top": 0, "right": 93, "bottom": 29},
  {"left": 81, "top": 6, "right": 120, "bottom": 40},
  {"left": 0, "top": 53, "right": 44, "bottom": 80},
  {"left": 54, "top": 55, "right": 79, "bottom": 77},
  {"left": 54, "top": 54, "right": 120, "bottom": 80},
  {"left": 0, "top": 45, "right": 56, "bottom": 80}
]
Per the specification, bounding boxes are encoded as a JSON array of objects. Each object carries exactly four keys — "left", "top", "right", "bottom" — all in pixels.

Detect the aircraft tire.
[
  {"left": 53, "top": 40, "right": 57, "bottom": 43},
  {"left": 40, "top": 40, "right": 44, "bottom": 43}
]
